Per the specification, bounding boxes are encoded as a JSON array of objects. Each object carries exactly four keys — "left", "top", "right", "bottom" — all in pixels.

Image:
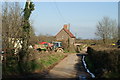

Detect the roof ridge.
[{"left": 63, "top": 28, "right": 75, "bottom": 38}]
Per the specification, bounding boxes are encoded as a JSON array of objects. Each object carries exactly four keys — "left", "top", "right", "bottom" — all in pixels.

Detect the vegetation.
[
  {"left": 2, "top": 1, "right": 119, "bottom": 79},
  {"left": 2, "top": 2, "right": 23, "bottom": 75},
  {"left": 19, "top": 0, "right": 35, "bottom": 73},
  {"left": 2, "top": 2, "right": 66, "bottom": 78},
  {"left": 2, "top": 52, "right": 65, "bottom": 77},
  {"left": 2, "top": 1, "right": 36, "bottom": 77},
  {"left": 86, "top": 46, "right": 120, "bottom": 78},
  {"left": 2, "top": 1, "right": 36, "bottom": 75},
  {"left": 95, "top": 16, "right": 118, "bottom": 44},
  {"left": 37, "top": 34, "right": 55, "bottom": 42},
  {"left": 85, "top": 56, "right": 95, "bottom": 77},
  {"left": 76, "top": 38, "right": 119, "bottom": 47},
  {"left": 38, "top": 53, "right": 65, "bottom": 70},
  {"left": 62, "top": 40, "right": 76, "bottom": 53}
]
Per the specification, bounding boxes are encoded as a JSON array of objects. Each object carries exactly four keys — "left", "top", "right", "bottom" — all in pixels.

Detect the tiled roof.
[
  {"left": 55, "top": 27, "right": 76, "bottom": 38},
  {"left": 63, "top": 28, "right": 76, "bottom": 38}
]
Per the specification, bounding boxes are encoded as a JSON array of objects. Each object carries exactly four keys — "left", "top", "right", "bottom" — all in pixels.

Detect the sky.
[
  {"left": 28, "top": 2, "right": 118, "bottom": 39},
  {"left": 1, "top": 1, "right": 118, "bottom": 39}
]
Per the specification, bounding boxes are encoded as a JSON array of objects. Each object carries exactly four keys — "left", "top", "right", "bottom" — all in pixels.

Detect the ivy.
[
  {"left": 19, "top": 1, "right": 35, "bottom": 73},
  {"left": 23, "top": 2, "right": 34, "bottom": 20}
]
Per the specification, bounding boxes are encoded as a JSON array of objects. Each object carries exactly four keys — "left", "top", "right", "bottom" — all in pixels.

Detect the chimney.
[{"left": 63, "top": 24, "right": 70, "bottom": 30}]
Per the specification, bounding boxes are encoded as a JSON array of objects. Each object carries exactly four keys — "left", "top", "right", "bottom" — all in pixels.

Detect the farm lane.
[
  {"left": 45, "top": 53, "right": 78, "bottom": 78},
  {"left": 45, "top": 47, "right": 90, "bottom": 78}
]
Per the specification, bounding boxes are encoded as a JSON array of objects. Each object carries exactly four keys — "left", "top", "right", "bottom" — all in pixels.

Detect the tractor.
[{"left": 52, "top": 42, "right": 64, "bottom": 53}]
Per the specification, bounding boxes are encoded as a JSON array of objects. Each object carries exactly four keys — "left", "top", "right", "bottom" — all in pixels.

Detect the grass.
[
  {"left": 3, "top": 59, "right": 20, "bottom": 75},
  {"left": 39, "top": 54, "right": 64, "bottom": 67},
  {"left": 64, "top": 51, "right": 76, "bottom": 53},
  {"left": 103, "top": 72, "right": 120, "bottom": 78},
  {"left": 3, "top": 53, "right": 65, "bottom": 76},
  {"left": 32, "top": 53, "right": 65, "bottom": 72},
  {"left": 85, "top": 56, "right": 95, "bottom": 74}
]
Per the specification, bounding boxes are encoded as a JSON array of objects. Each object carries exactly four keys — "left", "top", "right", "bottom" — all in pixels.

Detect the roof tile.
[{"left": 63, "top": 28, "right": 75, "bottom": 38}]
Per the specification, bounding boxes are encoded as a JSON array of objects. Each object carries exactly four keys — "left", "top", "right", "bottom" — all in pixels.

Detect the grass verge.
[
  {"left": 3, "top": 53, "right": 66, "bottom": 78},
  {"left": 31, "top": 53, "right": 66, "bottom": 73},
  {"left": 85, "top": 56, "right": 95, "bottom": 74}
]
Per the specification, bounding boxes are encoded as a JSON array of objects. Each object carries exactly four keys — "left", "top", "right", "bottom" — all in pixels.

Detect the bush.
[
  {"left": 87, "top": 46, "right": 120, "bottom": 78},
  {"left": 3, "top": 52, "right": 65, "bottom": 78}
]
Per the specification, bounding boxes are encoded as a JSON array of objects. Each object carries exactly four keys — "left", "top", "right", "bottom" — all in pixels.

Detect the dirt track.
[
  {"left": 45, "top": 48, "right": 91, "bottom": 78},
  {"left": 45, "top": 53, "right": 78, "bottom": 78}
]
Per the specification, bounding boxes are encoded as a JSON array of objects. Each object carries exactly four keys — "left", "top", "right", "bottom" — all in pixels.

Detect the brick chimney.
[{"left": 63, "top": 24, "right": 69, "bottom": 30}]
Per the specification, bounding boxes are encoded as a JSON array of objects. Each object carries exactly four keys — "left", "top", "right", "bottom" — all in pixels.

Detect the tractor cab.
[
  {"left": 53, "top": 42, "right": 63, "bottom": 53},
  {"left": 53, "top": 42, "right": 62, "bottom": 49}
]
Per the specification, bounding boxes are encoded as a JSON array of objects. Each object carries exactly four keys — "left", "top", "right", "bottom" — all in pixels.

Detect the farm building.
[{"left": 55, "top": 24, "right": 76, "bottom": 45}]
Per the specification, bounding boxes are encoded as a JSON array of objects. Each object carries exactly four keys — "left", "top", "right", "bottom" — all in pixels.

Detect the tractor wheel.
[{"left": 56, "top": 48, "right": 64, "bottom": 53}]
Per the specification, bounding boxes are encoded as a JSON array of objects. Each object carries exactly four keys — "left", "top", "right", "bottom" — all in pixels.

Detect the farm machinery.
[
  {"left": 34, "top": 41, "right": 64, "bottom": 52},
  {"left": 53, "top": 42, "right": 64, "bottom": 53},
  {"left": 34, "top": 42, "right": 52, "bottom": 51}
]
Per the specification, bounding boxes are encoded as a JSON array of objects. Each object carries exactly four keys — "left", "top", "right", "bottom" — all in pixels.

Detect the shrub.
[{"left": 87, "top": 46, "right": 120, "bottom": 78}]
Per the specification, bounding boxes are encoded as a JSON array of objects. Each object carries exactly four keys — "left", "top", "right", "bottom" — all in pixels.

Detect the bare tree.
[
  {"left": 109, "top": 20, "right": 118, "bottom": 40},
  {"left": 2, "top": 1, "right": 36, "bottom": 75},
  {"left": 37, "top": 34, "right": 55, "bottom": 42},
  {"left": 95, "top": 17, "right": 118, "bottom": 43},
  {"left": 2, "top": 2, "right": 23, "bottom": 49},
  {"left": 2, "top": 2, "right": 24, "bottom": 75}
]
